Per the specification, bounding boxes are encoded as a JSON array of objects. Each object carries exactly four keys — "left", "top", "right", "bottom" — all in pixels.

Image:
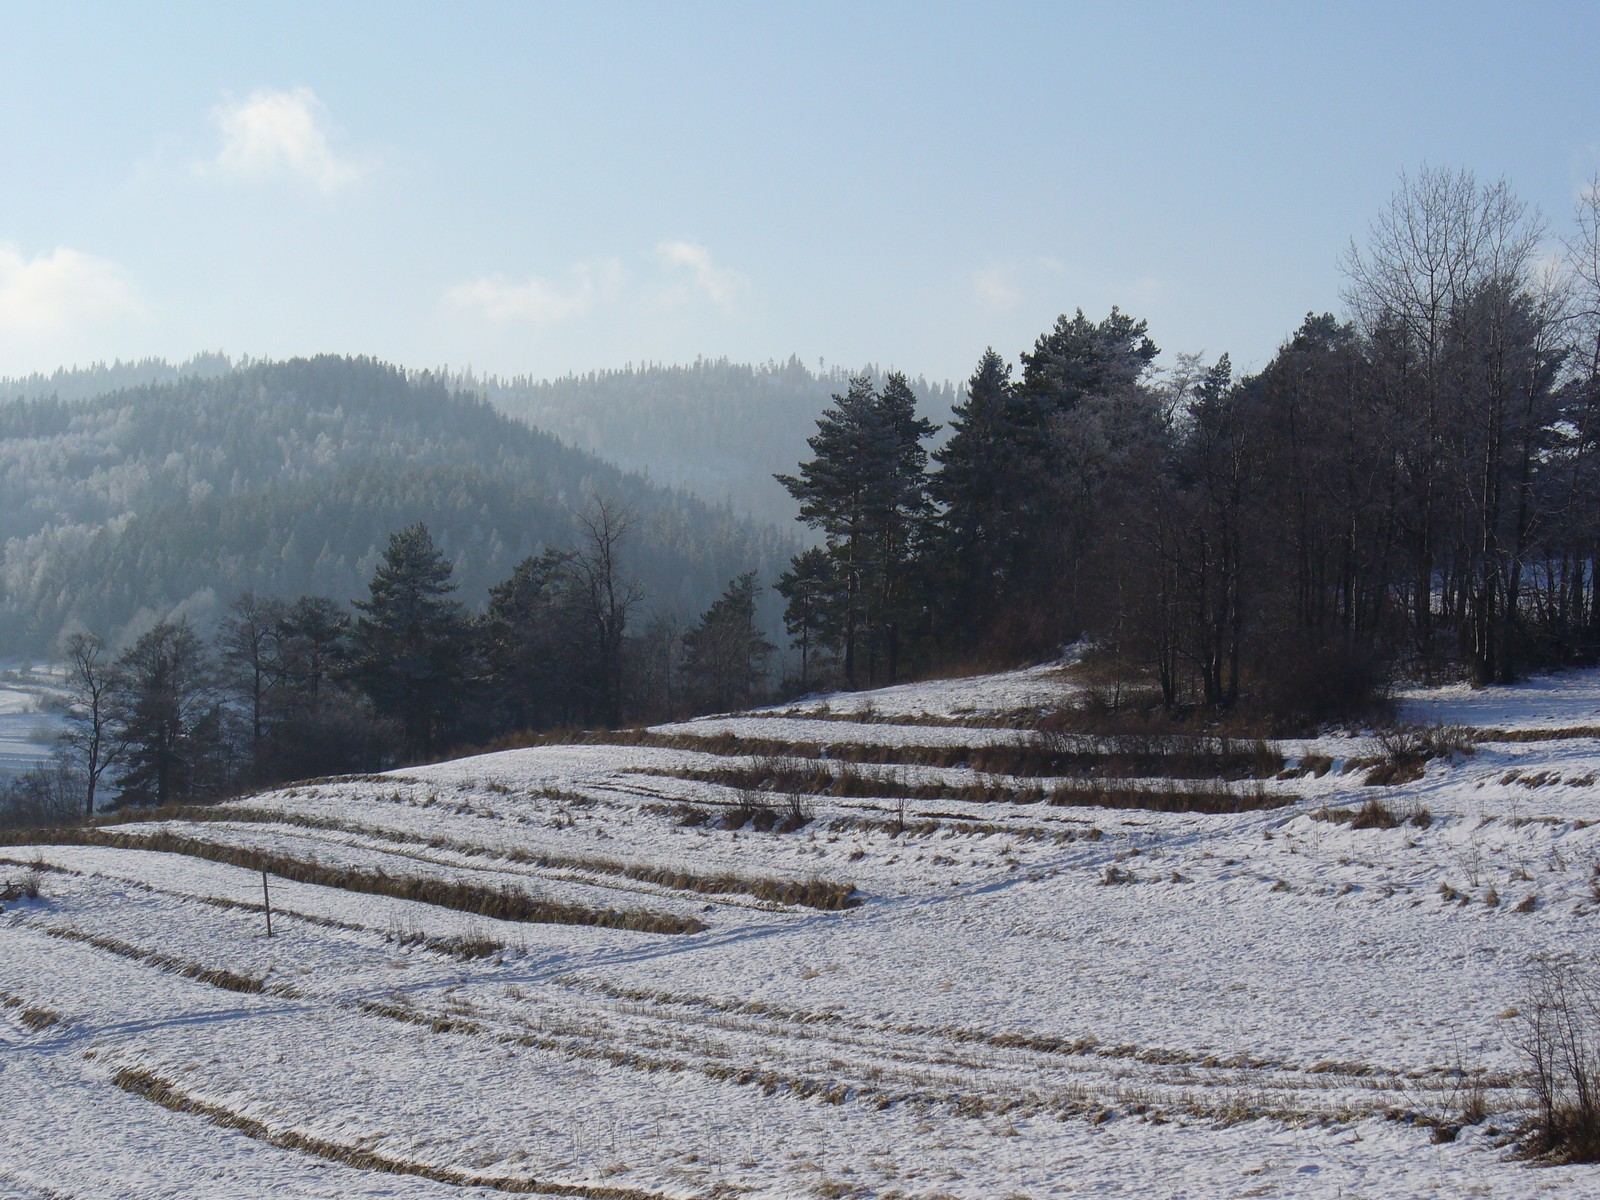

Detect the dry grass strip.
[
  {"left": 1474, "top": 726, "right": 1600, "bottom": 743},
  {"left": 41, "top": 926, "right": 268, "bottom": 994},
  {"left": 110, "top": 1067, "right": 677, "bottom": 1198},
  {"left": 3, "top": 827, "right": 705, "bottom": 935},
  {"left": 192, "top": 806, "right": 857, "bottom": 911},
  {"left": 6, "top": 802, "right": 858, "bottom": 912},
  {"left": 648, "top": 763, "right": 1292, "bottom": 815},
  {"left": 0, "top": 988, "right": 62, "bottom": 1030},
  {"left": 640, "top": 730, "right": 1284, "bottom": 781}
]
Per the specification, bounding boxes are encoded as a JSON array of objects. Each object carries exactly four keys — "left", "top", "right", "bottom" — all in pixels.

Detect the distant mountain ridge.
[
  {"left": 465, "top": 357, "right": 960, "bottom": 526},
  {"left": 0, "top": 355, "right": 793, "bottom": 655},
  {"left": 0, "top": 352, "right": 235, "bottom": 405},
  {"left": 4, "top": 354, "right": 962, "bottom": 529}
]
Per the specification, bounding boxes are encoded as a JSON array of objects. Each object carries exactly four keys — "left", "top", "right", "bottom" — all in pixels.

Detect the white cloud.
[
  {"left": 444, "top": 259, "right": 625, "bottom": 325},
  {"left": 654, "top": 239, "right": 745, "bottom": 309},
  {"left": 0, "top": 243, "right": 143, "bottom": 335},
  {"left": 209, "top": 86, "right": 364, "bottom": 192}
]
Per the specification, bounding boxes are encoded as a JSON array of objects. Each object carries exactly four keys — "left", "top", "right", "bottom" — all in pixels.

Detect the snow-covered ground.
[
  {"left": 0, "top": 664, "right": 67, "bottom": 777},
  {"left": 4, "top": 662, "right": 1600, "bottom": 1198}
]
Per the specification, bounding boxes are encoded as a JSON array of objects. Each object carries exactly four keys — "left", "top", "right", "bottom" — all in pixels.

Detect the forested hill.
[
  {"left": 0, "top": 355, "right": 793, "bottom": 655},
  {"left": 472, "top": 358, "right": 961, "bottom": 526},
  {"left": 0, "top": 352, "right": 235, "bottom": 405}
]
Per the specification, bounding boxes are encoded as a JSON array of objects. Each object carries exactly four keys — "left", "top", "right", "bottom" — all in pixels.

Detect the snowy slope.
[{"left": 4, "top": 662, "right": 1600, "bottom": 1197}]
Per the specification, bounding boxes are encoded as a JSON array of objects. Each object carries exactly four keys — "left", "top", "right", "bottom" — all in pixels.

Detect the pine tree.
[
  {"left": 482, "top": 548, "right": 584, "bottom": 730},
  {"left": 776, "top": 376, "right": 882, "bottom": 688},
  {"left": 775, "top": 547, "right": 839, "bottom": 691},
  {"left": 349, "top": 523, "right": 472, "bottom": 759},
  {"left": 929, "top": 349, "right": 1019, "bottom": 643},
  {"left": 1019, "top": 306, "right": 1159, "bottom": 413},
  {"left": 776, "top": 374, "right": 934, "bottom": 687},
  {"left": 682, "top": 572, "right": 774, "bottom": 713},
  {"left": 276, "top": 596, "right": 350, "bottom": 705},
  {"left": 110, "top": 620, "right": 221, "bottom": 807},
  {"left": 871, "top": 373, "right": 938, "bottom": 681}
]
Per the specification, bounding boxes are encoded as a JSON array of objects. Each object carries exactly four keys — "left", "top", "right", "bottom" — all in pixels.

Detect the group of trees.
[
  {"left": 2, "top": 499, "right": 778, "bottom": 822},
  {"left": 776, "top": 168, "right": 1600, "bottom": 717}
]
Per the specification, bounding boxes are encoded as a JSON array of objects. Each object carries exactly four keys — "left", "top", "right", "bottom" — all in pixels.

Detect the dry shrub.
[
  {"left": 1516, "top": 959, "right": 1600, "bottom": 1161},
  {"left": 0, "top": 866, "right": 44, "bottom": 902},
  {"left": 1351, "top": 797, "right": 1402, "bottom": 829},
  {"left": 1313, "top": 797, "right": 1431, "bottom": 830},
  {"left": 1366, "top": 722, "right": 1474, "bottom": 786},
  {"left": 779, "top": 791, "right": 814, "bottom": 833}
]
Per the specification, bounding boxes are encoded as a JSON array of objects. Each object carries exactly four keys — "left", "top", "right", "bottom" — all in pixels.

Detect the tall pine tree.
[
  {"left": 350, "top": 524, "right": 472, "bottom": 759},
  {"left": 777, "top": 374, "right": 934, "bottom": 687}
]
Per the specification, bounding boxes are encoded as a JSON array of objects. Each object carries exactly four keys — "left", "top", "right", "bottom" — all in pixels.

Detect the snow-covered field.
[
  {"left": 4, "top": 661, "right": 1599, "bottom": 1198},
  {"left": 0, "top": 664, "right": 66, "bottom": 777}
]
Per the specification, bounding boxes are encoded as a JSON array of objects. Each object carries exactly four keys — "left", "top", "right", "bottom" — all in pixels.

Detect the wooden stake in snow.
[{"left": 262, "top": 870, "right": 273, "bottom": 938}]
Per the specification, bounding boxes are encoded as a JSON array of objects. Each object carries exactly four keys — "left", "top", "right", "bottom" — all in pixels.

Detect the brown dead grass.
[
  {"left": 10, "top": 802, "right": 859, "bottom": 912},
  {"left": 6, "top": 827, "right": 705, "bottom": 935},
  {"left": 640, "top": 729, "right": 1284, "bottom": 781},
  {"left": 111, "top": 1067, "right": 676, "bottom": 1197},
  {"left": 647, "top": 763, "right": 1292, "bottom": 815},
  {"left": 42, "top": 926, "right": 267, "bottom": 993},
  {"left": 0, "top": 989, "right": 62, "bottom": 1031}
]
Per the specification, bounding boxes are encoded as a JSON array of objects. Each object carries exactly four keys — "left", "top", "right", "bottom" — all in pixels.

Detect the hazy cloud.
[
  {"left": 210, "top": 87, "right": 365, "bottom": 191},
  {"left": 0, "top": 243, "right": 143, "bottom": 335},
  {"left": 973, "top": 265, "right": 1021, "bottom": 311},
  {"left": 972, "top": 257, "right": 1072, "bottom": 312},
  {"left": 444, "top": 259, "right": 626, "bottom": 325},
  {"left": 654, "top": 240, "right": 745, "bottom": 309}
]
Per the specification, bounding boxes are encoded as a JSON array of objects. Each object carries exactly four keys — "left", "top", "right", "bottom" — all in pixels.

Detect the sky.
[{"left": 2, "top": 1, "right": 1598, "bottom": 387}]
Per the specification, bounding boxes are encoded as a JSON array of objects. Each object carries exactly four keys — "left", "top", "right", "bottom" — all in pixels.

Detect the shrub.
[
  {"left": 0, "top": 866, "right": 44, "bottom": 902},
  {"left": 1515, "top": 960, "right": 1600, "bottom": 1161},
  {"left": 1350, "top": 797, "right": 1402, "bottom": 830},
  {"left": 1254, "top": 637, "right": 1394, "bottom": 726},
  {"left": 778, "top": 790, "right": 813, "bottom": 832}
]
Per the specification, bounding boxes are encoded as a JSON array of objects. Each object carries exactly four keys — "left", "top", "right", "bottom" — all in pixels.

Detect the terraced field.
[{"left": 3, "top": 660, "right": 1599, "bottom": 1197}]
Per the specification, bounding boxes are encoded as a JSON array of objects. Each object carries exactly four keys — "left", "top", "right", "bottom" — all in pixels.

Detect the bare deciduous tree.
[
  {"left": 60, "top": 631, "right": 125, "bottom": 816},
  {"left": 577, "top": 498, "right": 644, "bottom": 727}
]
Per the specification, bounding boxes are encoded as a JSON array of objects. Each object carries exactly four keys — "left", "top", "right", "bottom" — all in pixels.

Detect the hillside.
[
  {"left": 475, "top": 358, "right": 960, "bottom": 527},
  {"left": 3, "top": 661, "right": 1598, "bottom": 1196},
  {"left": 0, "top": 356, "right": 794, "bottom": 654}
]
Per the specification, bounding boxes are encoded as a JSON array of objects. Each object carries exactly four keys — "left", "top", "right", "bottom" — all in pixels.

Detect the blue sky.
[{"left": 2, "top": 1, "right": 1597, "bottom": 386}]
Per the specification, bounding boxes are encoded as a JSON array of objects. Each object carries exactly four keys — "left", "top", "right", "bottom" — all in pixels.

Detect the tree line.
[
  {"left": 2, "top": 502, "right": 776, "bottom": 824},
  {"left": 774, "top": 168, "right": 1600, "bottom": 719}
]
